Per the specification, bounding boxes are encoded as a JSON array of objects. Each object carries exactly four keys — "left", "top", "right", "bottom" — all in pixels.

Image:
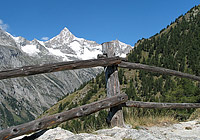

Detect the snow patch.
[
  {"left": 120, "top": 53, "right": 127, "bottom": 58},
  {"left": 21, "top": 45, "right": 40, "bottom": 55},
  {"left": 46, "top": 48, "right": 69, "bottom": 61},
  {"left": 12, "top": 36, "right": 21, "bottom": 44},
  {"left": 69, "top": 41, "right": 82, "bottom": 53},
  {"left": 77, "top": 45, "right": 102, "bottom": 60},
  {"left": 74, "top": 36, "right": 85, "bottom": 42},
  {"left": 37, "top": 40, "right": 45, "bottom": 46}
]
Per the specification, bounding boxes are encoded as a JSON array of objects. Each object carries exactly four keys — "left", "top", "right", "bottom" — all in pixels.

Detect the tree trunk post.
[{"left": 102, "top": 42, "right": 125, "bottom": 127}]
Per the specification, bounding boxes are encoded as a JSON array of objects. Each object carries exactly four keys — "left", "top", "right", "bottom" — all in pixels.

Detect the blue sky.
[{"left": 0, "top": 0, "right": 199, "bottom": 46}]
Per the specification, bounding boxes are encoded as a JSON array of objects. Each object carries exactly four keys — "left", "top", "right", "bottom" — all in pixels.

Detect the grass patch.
[
  {"left": 124, "top": 108, "right": 178, "bottom": 128},
  {"left": 125, "top": 115, "right": 177, "bottom": 128}
]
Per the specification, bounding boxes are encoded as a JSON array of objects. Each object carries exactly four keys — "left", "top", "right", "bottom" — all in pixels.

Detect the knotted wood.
[{"left": 0, "top": 94, "right": 128, "bottom": 140}]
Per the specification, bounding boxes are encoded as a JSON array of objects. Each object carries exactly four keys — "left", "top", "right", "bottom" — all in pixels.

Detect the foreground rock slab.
[
  {"left": 11, "top": 120, "right": 200, "bottom": 140},
  {"left": 148, "top": 120, "right": 200, "bottom": 140}
]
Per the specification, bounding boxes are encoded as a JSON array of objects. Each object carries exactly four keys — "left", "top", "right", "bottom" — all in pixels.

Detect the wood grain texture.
[
  {"left": 125, "top": 100, "right": 200, "bottom": 109},
  {"left": 0, "top": 94, "right": 128, "bottom": 140},
  {"left": 0, "top": 57, "right": 121, "bottom": 80},
  {"left": 119, "top": 61, "right": 200, "bottom": 82},
  {"left": 102, "top": 42, "right": 125, "bottom": 127}
]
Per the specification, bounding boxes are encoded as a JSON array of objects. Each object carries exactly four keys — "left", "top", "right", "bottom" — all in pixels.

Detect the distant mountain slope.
[
  {"left": 127, "top": 5, "right": 200, "bottom": 118},
  {"left": 0, "top": 27, "right": 132, "bottom": 129},
  {"left": 129, "top": 5, "right": 200, "bottom": 75}
]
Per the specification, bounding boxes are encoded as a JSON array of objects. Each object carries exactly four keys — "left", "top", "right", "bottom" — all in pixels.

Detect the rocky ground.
[{"left": 12, "top": 120, "right": 200, "bottom": 140}]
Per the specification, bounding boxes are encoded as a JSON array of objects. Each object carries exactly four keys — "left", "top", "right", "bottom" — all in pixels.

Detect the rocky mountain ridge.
[
  {"left": 12, "top": 27, "right": 132, "bottom": 61},
  {"left": 0, "top": 27, "right": 132, "bottom": 129}
]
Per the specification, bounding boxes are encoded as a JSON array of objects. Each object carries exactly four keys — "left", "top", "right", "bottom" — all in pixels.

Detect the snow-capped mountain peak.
[
  {"left": 47, "top": 27, "right": 75, "bottom": 46},
  {"left": 7, "top": 27, "right": 132, "bottom": 60}
]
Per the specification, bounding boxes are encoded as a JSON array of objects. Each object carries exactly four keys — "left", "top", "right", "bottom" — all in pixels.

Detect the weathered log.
[
  {"left": 0, "top": 57, "right": 121, "bottom": 80},
  {"left": 102, "top": 42, "right": 125, "bottom": 127},
  {"left": 119, "top": 61, "right": 200, "bottom": 82},
  {"left": 125, "top": 100, "right": 200, "bottom": 109},
  {"left": 97, "top": 54, "right": 128, "bottom": 61},
  {"left": 0, "top": 94, "right": 128, "bottom": 140}
]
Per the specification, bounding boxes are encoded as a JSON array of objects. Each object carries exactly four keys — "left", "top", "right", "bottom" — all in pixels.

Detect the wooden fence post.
[{"left": 102, "top": 42, "right": 125, "bottom": 127}]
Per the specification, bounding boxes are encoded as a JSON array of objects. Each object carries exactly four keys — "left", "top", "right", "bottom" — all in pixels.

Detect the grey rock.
[
  {"left": 110, "top": 40, "right": 132, "bottom": 57},
  {"left": 96, "top": 126, "right": 158, "bottom": 140},
  {"left": 0, "top": 29, "right": 17, "bottom": 48},
  {"left": 12, "top": 121, "right": 200, "bottom": 140}
]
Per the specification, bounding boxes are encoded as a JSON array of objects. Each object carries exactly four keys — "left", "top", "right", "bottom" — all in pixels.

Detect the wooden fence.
[{"left": 0, "top": 42, "right": 200, "bottom": 140}]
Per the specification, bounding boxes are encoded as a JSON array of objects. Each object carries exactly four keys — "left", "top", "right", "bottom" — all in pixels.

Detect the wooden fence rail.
[
  {"left": 119, "top": 61, "right": 200, "bottom": 82},
  {"left": 0, "top": 57, "right": 200, "bottom": 82},
  {"left": 0, "top": 94, "right": 128, "bottom": 140},
  {"left": 125, "top": 101, "right": 200, "bottom": 109},
  {"left": 0, "top": 57, "right": 121, "bottom": 80}
]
